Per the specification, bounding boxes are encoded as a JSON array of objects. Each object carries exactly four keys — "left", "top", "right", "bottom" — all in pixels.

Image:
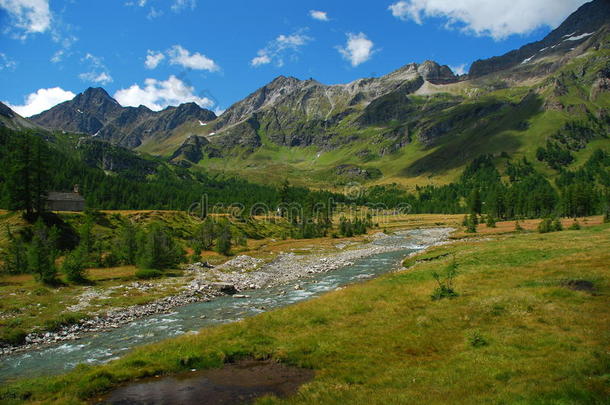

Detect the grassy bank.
[{"left": 1, "top": 222, "right": 608, "bottom": 404}]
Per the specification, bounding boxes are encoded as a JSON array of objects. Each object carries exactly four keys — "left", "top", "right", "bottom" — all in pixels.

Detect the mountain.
[
  {"left": 469, "top": 0, "right": 610, "bottom": 77},
  {"left": 0, "top": 102, "right": 42, "bottom": 131},
  {"left": 24, "top": 1, "right": 610, "bottom": 190},
  {"left": 30, "top": 88, "right": 216, "bottom": 149}
]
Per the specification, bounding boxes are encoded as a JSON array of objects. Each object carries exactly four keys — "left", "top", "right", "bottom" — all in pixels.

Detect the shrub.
[
  {"left": 569, "top": 220, "right": 581, "bottom": 230},
  {"left": 465, "top": 213, "right": 478, "bottom": 233},
  {"left": 61, "top": 248, "right": 88, "bottom": 284},
  {"left": 485, "top": 215, "right": 497, "bottom": 228},
  {"left": 431, "top": 258, "right": 459, "bottom": 300},
  {"left": 469, "top": 331, "right": 489, "bottom": 348},
  {"left": 538, "top": 218, "right": 553, "bottom": 233},
  {"left": 44, "top": 312, "right": 88, "bottom": 332},
  {"left": 135, "top": 269, "right": 164, "bottom": 279},
  {"left": 0, "top": 328, "right": 27, "bottom": 345},
  {"left": 551, "top": 218, "right": 563, "bottom": 232}
]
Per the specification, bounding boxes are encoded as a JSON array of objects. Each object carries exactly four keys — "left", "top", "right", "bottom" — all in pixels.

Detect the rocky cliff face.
[
  {"left": 469, "top": 0, "right": 610, "bottom": 78},
  {"left": 0, "top": 102, "right": 42, "bottom": 131},
  {"left": 30, "top": 88, "right": 216, "bottom": 148}
]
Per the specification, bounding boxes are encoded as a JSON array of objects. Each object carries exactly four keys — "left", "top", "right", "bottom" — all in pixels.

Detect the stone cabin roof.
[{"left": 46, "top": 192, "right": 85, "bottom": 202}]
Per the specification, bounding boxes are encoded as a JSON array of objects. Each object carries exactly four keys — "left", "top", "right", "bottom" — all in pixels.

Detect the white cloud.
[
  {"left": 0, "top": 0, "right": 52, "bottom": 36},
  {"left": 6, "top": 87, "right": 75, "bottom": 117},
  {"left": 251, "top": 53, "right": 271, "bottom": 67},
  {"left": 337, "top": 32, "right": 375, "bottom": 67},
  {"left": 50, "top": 49, "right": 64, "bottom": 63},
  {"left": 145, "top": 50, "right": 165, "bottom": 69},
  {"left": 168, "top": 45, "right": 220, "bottom": 71},
  {"left": 79, "top": 53, "right": 113, "bottom": 85},
  {"left": 147, "top": 6, "right": 162, "bottom": 19},
  {"left": 449, "top": 63, "right": 467, "bottom": 75},
  {"left": 388, "top": 0, "right": 589, "bottom": 40},
  {"left": 0, "top": 53, "right": 17, "bottom": 70},
  {"left": 171, "top": 0, "right": 196, "bottom": 12},
  {"left": 251, "top": 30, "right": 312, "bottom": 68},
  {"left": 309, "top": 10, "right": 329, "bottom": 21},
  {"left": 114, "top": 75, "right": 214, "bottom": 111}
]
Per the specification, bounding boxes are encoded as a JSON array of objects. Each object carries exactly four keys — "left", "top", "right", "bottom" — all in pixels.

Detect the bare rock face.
[{"left": 417, "top": 60, "right": 457, "bottom": 84}]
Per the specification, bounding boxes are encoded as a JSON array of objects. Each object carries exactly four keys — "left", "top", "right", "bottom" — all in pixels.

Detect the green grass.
[{"left": 2, "top": 224, "right": 608, "bottom": 404}]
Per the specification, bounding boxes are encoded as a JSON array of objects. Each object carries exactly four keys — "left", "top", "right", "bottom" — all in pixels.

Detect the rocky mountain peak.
[{"left": 469, "top": 0, "right": 610, "bottom": 77}]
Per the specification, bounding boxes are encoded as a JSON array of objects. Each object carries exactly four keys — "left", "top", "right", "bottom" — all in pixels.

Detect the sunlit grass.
[{"left": 2, "top": 223, "right": 608, "bottom": 404}]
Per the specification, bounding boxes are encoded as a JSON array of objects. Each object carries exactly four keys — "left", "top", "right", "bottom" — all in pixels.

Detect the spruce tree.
[{"left": 215, "top": 223, "right": 232, "bottom": 256}]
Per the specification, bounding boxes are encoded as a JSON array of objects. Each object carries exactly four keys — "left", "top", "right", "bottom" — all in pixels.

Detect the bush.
[
  {"left": 44, "top": 312, "right": 88, "bottom": 332},
  {"left": 552, "top": 218, "right": 563, "bottom": 232},
  {"left": 61, "top": 248, "right": 88, "bottom": 284},
  {"left": 0, "top": 328, "right": 27, "bottom": 345},
  {"left": 468, "top": 331, "right": 489, "bottom": 348},
  {"left": 135, "top": 269, "right": 164, "bottom": 279},
  {"left": 485, "top": 215, "right": 497, "bottom": 228},
  {"left": 538, "top": 218, "right": 553, "bottom": 233},
  {"left": 514, "top": 220, "right": 523, "bottom": 231},
  {"left": 215, "top": 224, "right": 232, "bottom": 256},
  {"left": 431, "top": 258, "right": 459, "bottom": 300}
]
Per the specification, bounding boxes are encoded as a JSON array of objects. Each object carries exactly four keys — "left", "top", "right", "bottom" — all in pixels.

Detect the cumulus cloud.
[
  {"left": 388, "top": 0, "right": 589, "bottom": 40},
  {"left": 0, "top": 0, "right": 52, "bottom": 36},
  {"left": 309, "top": 10, "right": 329, "bottom": 21},
  {"left": 6, "top": 87, "right": 75, "bottom": 117},
  {"left": 79, "top": 53, "right": 113, "bottom": 85},
  {"left": 168, "top": 45, "right": 220, "bottom": 71},
  {"left": 114, "top": 75, "right": 214, "bottom": 111},
  {"left": 337, "top": 32, "right": 375, "bottom": 67},
  {"left": 251, "top": 30, "right": 312, "bottom": 68},
  {"left": 145, "top": 50, "right": 165, "bottom": 69}
]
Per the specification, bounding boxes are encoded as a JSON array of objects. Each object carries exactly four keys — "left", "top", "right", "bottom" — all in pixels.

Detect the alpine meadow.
[{"left": 0, "top": 1, "right": 609, "bottom": 404}]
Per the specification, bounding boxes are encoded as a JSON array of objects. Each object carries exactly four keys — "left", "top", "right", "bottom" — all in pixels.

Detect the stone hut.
[{"left": 46, "top": 185, "right": 85, "bottom": 212}]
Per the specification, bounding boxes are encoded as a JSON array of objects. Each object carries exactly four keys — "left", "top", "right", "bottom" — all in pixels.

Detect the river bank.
[{"left": 0, "top": 228, "right": 452, "bottom": 358}]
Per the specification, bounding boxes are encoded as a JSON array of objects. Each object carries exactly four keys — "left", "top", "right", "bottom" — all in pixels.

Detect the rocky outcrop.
[{"left": 417, "top": 61, "right": 457, "bottom": 84}]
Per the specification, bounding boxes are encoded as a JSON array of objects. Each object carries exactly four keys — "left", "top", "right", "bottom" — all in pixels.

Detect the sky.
[{"left": 0, "top": 0, "right": 590, "bottom": 117}]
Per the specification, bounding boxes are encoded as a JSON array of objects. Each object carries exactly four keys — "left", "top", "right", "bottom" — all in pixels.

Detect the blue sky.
[{"left": 0, "top": 0, "right": 589, "bottom": 117}]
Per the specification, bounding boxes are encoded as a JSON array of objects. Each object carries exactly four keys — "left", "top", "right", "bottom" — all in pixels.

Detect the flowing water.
[{"left": 0, "top": 229, "right": 445, "bottom": 383}]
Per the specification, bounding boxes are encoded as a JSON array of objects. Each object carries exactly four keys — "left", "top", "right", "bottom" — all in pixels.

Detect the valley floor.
[{"left": 0, "top": 217, "right": 608, "bottom": 404}]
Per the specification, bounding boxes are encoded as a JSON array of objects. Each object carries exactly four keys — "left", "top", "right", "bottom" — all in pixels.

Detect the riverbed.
[{"left": 0, "top": 228, "right": 451, "bottom": 383}]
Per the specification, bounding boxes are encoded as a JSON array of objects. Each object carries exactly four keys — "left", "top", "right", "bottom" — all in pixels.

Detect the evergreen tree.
[
  {"left": 485, "top": 215, "right": 497, "bottom": 228},
  {"left": 0, "top": 226, "right": 28, "bottom": 274},
  {"left": 137, "top": 223, "right": 185, "bottom": 270},
  {"left": 114, "top": 221, "right": 138, "bottom": 265},
  {"left": 28, "top": 219, "right": 59, "bottom": 284},
  {"left": 215, "top": 223, "right": 232, "bottom": 256},
  {"left": 61, "top": 247, "right": 88, "bottom": 284}
]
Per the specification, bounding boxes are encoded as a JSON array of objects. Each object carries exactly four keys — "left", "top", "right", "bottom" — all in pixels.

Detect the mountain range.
[{"left": 3, "top": 0, "right": 609, "bottom": 189}]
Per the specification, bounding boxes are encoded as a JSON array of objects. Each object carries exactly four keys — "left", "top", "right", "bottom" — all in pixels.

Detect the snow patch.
[
  {"left": 563, "top": 32, "right": 593, "bottom": 42},
  {"left": 521, "top": 55, "right": 535, "bottom": 64},
  {"left": 198, "top": 120, "right": 207, "bottom": 126},
  {"left": 76, "top": 109, "right": 83, "bottom": 114}
]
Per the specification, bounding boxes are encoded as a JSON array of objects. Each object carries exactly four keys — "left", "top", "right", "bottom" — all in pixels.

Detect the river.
[{"left": 0, "top": 228, "right": 449, "bottom": 383}]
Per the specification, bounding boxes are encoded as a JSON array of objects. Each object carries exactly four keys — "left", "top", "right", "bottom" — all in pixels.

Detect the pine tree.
[
  {"left": 62, "top": 247, "right": 88, "bottom": 284},
  {"left": 215, "top": 223, "right": 232, "bottom": 256},
  {"left": 137, "top": 223, "right": 184, "bottom": 270},
  {"left": 0, "top": 226, "right": 28, "bottom": 274},
  {"left": 114, "top": 221, "right": 138, "bottom": 265},
  {"left": 28, "top": 219, "right": 59, "bottom": 284}
]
